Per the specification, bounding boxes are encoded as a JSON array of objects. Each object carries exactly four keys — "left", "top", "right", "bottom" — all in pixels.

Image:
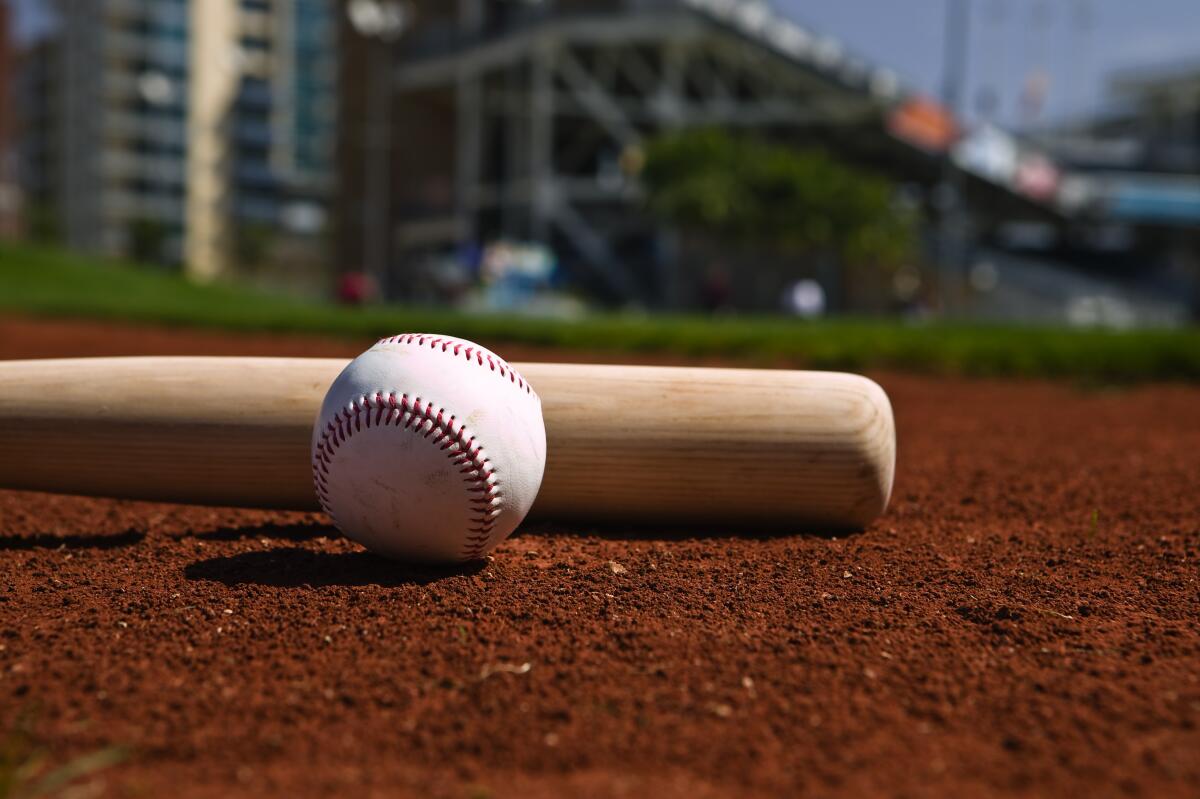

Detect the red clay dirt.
[{"left": 0, "top": 315, "right": 1197, "bottom": 798}]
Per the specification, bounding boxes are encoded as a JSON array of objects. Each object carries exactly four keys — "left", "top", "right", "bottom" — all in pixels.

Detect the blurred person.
[
  {"left": 701, "top": 263, "right": 732, "bottom": 313},
  {"left": 337, "top": 271, "right": 377, "bottom": 306}
]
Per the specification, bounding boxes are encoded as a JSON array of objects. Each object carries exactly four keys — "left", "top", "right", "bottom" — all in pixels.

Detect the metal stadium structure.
[{"left": 339, "top": 0, "right": 1065, "bottom": 309}]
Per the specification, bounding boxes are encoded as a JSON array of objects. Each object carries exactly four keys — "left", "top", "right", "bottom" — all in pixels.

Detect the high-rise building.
[
  {"left": 0, "top": 0, "right": 19, "bottom": 238},
  {"left": 23, "top": 0, "right": 337, "bottom": 278},
  {"left": 190, "top": 0, "right": 338, "bottom": 279},
  {"left": 14, "top": 34, "right": 60, "bottom": 241},
  {"left": 54, "top": 0, "right": 190, "bottom": 262}
]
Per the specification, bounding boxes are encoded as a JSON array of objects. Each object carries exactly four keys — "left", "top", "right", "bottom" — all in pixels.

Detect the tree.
[{"left": 640, "top": 129, "right": 915, "bottom": 267}]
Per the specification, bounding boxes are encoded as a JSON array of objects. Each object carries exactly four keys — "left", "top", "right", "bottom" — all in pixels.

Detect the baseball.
[{"left": 311, "top": 334, "right": 546, "bottom": 563}]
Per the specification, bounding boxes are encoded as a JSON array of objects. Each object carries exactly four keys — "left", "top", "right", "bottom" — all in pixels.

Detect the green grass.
[
  {"left": 2, "top": 241, "right": 1199, "bottom": 381},
  {"left": 0, "top": 708, "right": 128, "bottom": 799}
]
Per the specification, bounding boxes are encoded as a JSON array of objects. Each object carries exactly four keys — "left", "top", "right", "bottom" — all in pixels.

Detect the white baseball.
[{"left": 311, "top": 334, "right": 546, "bottom": 563}]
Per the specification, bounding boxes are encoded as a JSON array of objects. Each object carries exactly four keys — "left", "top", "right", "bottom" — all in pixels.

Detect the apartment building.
[{"left": 26, "top": 0, "right": 337, "bottom": 277}]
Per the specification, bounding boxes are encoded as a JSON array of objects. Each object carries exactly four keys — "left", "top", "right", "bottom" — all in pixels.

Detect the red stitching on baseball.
[
  {"left": 374, "top": 334, "right": 536, "bottom": 397},
  {"left": 312, "top": 391, "right": 502, "bottom": 562}
]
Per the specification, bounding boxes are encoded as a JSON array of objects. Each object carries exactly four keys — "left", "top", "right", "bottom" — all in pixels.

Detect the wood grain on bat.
[{"left": 0, "top": 357, "right": 895, "bottom": 528}]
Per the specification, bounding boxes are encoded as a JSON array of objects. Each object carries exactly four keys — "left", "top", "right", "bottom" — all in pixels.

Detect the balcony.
[
  {"left": 103, "top": 112, "right": 187, "bottom": 148},
  {"left": 99, "top": 149, "right": 186, "bottom": 186},
  {"left": 103, "top": 30, "right": 188, "bottom": 72}
]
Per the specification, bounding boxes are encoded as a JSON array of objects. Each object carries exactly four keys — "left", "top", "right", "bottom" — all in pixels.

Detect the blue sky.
[
  {"left": 11, "top": 0, "right": 50, "bottom": 40},
  {"left": 14, "top": 0, "right": 1200, "bottom": 128},
  {"left": 779, "top": 0, "right": 1200, "bottom": 127}
]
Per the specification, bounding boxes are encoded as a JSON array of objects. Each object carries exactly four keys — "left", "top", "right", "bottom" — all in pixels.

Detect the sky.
[
  {"left": 778, "top": 0, "right": 1200, "bottom": 128},
  {"left": 11, "top": 0, "right": 51, "bottom": 41},
  {"left": 12, "top": 0, "right": 1200, "bottom": 130}
]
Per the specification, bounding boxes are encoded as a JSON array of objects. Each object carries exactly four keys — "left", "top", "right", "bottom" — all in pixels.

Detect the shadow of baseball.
[{"left": 183, "top": 546, "right": 486, "bottom": 588}]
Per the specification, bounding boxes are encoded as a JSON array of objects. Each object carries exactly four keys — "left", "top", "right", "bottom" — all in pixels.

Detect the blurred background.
[{"left": 3, "top": 0, "right": 1200, "bottom": 328}]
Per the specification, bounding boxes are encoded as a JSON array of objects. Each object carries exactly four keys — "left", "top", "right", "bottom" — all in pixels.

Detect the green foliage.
[
  {"left": 234, "top": 223, "right": 276, "bottom": 270},
  {"left": 640, "top": 129, "right": 916, "bottom": 265},
  {"left": 1, "top": 241, "right": 1199, "bottom": 382},
  {"left": 128, "top": 218, "right": 171, "bottom": 265}
]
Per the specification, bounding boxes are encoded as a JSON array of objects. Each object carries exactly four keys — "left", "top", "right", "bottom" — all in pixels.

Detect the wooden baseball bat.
[{"left": 0, "top": 357, "right": 895, "bottom": 528}]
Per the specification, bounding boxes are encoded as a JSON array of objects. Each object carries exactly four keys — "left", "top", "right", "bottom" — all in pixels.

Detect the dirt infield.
[{"left": 1, "top": 315, "right": 1198, "bottom": 798}]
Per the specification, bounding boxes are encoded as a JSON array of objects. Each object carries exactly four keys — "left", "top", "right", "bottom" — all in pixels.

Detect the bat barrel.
[
  {"left": 526, "top": 363, "right": 894, "bottom": 528},
  {"left": 0, "top": 357, "right": 894, "bottom": 529}
]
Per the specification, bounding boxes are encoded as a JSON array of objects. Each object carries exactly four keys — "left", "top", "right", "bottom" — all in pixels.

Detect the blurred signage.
[
  {"left": 1107, "top": 182, "right": 1200, "bottom": 223},
  {"left": 475, "top": 241, "right": 561, "bottom": 312},
  {"left": 1056, "top": 174, "right": 1098, "bottom": 214},
  {"left": 952, "top": 124, "right": 1018, "bottom": 185},
  {"left": 481, "top": 241, "right": 557, "bottom": 285},
  {"left": 886, "top": 97, "right": 959, "bottom": 154},
  {"left": 1014, "top": 153, "right": 1060, "bottom": 202}
]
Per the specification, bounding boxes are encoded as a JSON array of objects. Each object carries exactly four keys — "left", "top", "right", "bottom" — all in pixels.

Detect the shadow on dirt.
[
  {"left": 184, "top": 547, "right": 485, "bottom": 588},
  {"left": 0, "top": 530, "right": 146, "bottom": 550},
  {"left": 188, "top": 522, "right": 331, "bottom": 543}
]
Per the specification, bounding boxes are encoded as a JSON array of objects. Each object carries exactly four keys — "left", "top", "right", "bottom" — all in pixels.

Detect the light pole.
[
  {"left": 347, "top": 0, "right": 411, "bottom": 300},
  {"left": 939, "top": 0, "right": 970, "bottom": 316}
]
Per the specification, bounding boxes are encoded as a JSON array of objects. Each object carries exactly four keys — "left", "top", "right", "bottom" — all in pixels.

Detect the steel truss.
[{"left": 392, "top": 6, "right": 888, "bottom": 305}]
